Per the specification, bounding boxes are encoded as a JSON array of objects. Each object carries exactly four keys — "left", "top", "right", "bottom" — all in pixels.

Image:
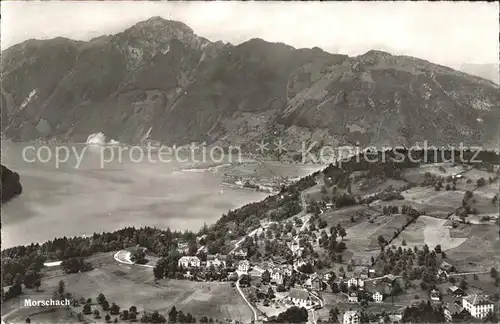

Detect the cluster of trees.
[
  {"left": 401, "top": 300, "right": 445, "bottom": 323},
  {"left": 317, "top": 224, "right": 348, "bottom": 263},
  {"left": 61, "top": 257, "right": 93, "bottom": 274},
  {"left": 268, "top": 306, "right": 308, "bottom": 323}
]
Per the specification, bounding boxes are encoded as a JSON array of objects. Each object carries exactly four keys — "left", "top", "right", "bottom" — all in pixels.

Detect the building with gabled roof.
[
  {"left": 462, "top": 294, "right": 494, "bottom": 319},
  {"left": 178, "top": 256, "right": 201, "bottom": 268},
  {"left": 287, "top": 288, "right": 311, "bottom": 307},
  {"left": 238, "top": 260, "right": 250, "bottom": 273},
  {"left": 444, "top": 302, "right": 469, "bottom": 322},
  {"left": 347, "top": 292, "right": 358, "bottom": 303},
  {"left": 206, "top": 254, "right": 227, "bottom": 268},
  {"left": 343, "top": 310, "right": 360, "bottom": 324}
]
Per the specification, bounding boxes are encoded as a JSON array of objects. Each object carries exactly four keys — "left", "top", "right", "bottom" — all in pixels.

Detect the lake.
[{"left": 1, "top": 140, "right": 323, "bottom": 248}]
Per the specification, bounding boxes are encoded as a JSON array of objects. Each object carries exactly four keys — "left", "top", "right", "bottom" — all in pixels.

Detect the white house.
[
  {"left": 206, "top": 254, "right": 227, "bottom": 268},
  {"left": 430, "top": 289, "right": 441, "bottom": 301},
  {"left": 462, "top": 294, "right": 494, "bottom": 319},
  {"left": 271, "top": 269, "right": 284, "bottom": 285},
  {"left": 347, "top": 292, "right": 358, "bottom": 303},
  {"left": 347, "top": 277, "right": 364, "bottom": 288},
  {"left": 372, "top": 291, "right": 383, "bottom": 303},
  {"left": 178, "top": 256, "right": 201, "bottom": 268},
  {"left": 343, "top": 310, "right": 360, "bottom": 324},
  {"left": 231, "top": 248, "right": 248, "bottom": 258},
  {"left": 238, "top": 260, "right": 250, "bottom": 273},
  {"left": 287, "top": 288, "right": 311, "bottom": 307}
]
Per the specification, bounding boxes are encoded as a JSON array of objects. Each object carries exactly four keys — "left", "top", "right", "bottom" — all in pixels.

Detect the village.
[
  {"left": 3, "top": 158, "right": 499, "bottom": 324},
  {"left": 169, "top": 160, "right": 499, "bottom": 324}
]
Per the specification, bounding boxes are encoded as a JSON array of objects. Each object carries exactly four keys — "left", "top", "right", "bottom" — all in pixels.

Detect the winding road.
[{"left": 236, "top": 277, "right": 258, "bottom": 323}]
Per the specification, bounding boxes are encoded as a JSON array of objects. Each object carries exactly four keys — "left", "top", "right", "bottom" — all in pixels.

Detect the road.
[
  {"left": 236, "top": 277, "right": 258, "bottom": 323},
  {"left": 113, "top": 250, "right": 154, "bottom": 268}
]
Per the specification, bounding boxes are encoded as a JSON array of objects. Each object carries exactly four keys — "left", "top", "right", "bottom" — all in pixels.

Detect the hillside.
[
  {"left": 459, "top": 63, "right": 499, "bottom": 85},
  {"left": 0, "top": 164, "right": 23, "bottom": 204},
  {"left": 1, "top": 16, "right": 499, "bottom": 149}
]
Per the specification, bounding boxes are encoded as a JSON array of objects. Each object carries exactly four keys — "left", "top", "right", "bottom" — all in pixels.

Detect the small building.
[
  {"left": 440, "top": 261, "right": 456, "bottom": 273},
  {"left": 368, "top": 269, "right": 376, "bottom": 277},
  {"left": 206, "top": 254, "right": 227, "bottom": 268},
  {"left": 437, "top": 269, "right": 449, "bottom": 280},
  {"left": 231, "top": 248, "right": 248, "bottom": 258},
  {"left": 343, "top": 310, "right": 360, "bottom": 324},
  {"left": 311, "top": 276, "right": 323, "bottom": 291},
  {"left": 347, "top": 292, "right": 358, "bottom": 303},
  {"left": 178, "top": 256, "right": 201, "bottom": 268},
  {"left": 271, "top": 269, "right": 284, "bottom": 285},
  {"left": 430, "top": 289, "right": 441, "bottom": 301},
  {"left": 462, "top": 294, "right": 495, "bottom": 319},
  {"left": 238, "top": 260, "right": 250, "bottom": 273},
  {"left": 448, "top": 286, "right": 465, "bottom": 297},
  {"left": 444, "top": 303, "right": 468, "bottom": 322},
  {"left": 372, "top": 291, "right": 383, "bottom": 303},
  {"left": 287, "top": 288, "right": 311, "bottom": 308},
  {"left": 281, "top": 265, "right": 293, "bottom": 276},
  {"left": 347, "top": 277, "right": 364, "bottom": 288}
]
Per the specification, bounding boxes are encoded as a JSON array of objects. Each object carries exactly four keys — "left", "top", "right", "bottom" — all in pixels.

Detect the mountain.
[
  {"left": 459, "top": 63, "right": 499, "bottom": 85},
  {"left": 1, "top": 17, "right": 499, "bottom": 151},
  {"left": 0, "top": 165, "right": 23, "bottom": 205}
]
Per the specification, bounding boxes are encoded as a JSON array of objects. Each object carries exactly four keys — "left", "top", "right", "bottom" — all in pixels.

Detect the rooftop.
[
  {"left": 289, "top": 288, "right": 309, "bottom": 301},
  {"left": 464, "top": 294, "right": 493, "bottom": 306}
]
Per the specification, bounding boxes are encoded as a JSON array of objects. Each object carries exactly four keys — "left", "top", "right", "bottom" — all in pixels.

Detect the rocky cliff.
[
  {"left": 1, "top": 16, "right": 499, "bottom": 150},
  {"left": 0, "top": 165, "right": 23, "bottom": 205}
]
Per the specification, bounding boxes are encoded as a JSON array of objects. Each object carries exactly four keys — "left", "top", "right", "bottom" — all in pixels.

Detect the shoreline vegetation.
[
  {"left": 1, "top": 147, "right": 499, "bottom": 320},
  {"left": 0, "top": 164, "right": 23, "bottom": 205}
]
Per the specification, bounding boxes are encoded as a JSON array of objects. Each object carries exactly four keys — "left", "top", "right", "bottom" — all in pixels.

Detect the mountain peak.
[{"left": 132, "top": 16, "right": 194, "bottom": 34}]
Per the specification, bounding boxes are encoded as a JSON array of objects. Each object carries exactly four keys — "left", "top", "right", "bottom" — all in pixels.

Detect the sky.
[{"left": 1, "top": 1, "right": 499, "bottom": 69}]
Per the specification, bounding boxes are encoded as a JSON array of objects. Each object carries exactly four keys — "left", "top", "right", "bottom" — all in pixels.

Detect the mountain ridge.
[{"left": 1, "top": 17, "right": 499, "bottom": 152}]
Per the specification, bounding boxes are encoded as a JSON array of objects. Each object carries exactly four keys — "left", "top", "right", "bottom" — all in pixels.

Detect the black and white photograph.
[{"left": 1, "top": 1, "right": 499, "bottom": 323}]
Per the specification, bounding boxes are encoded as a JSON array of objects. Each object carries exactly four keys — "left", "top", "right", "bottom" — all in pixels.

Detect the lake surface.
[{"left": 1, "top": 141, "right": 322, "bottom": 248}]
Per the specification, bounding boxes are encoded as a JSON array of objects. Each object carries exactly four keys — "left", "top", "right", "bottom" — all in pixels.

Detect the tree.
[
  {"left": 378, "top": 235, "right": 386, "bottom": 248},
  {"left": 121, "top": 310, "right": 129, "bottom": 320},
  {"left": 129, "top": 306, "right": 138, "bottom": 314},
  {"left": 168, "top": 306, "right": 178, "bottom": 323},
  {"left": 329, "top": 307, "right": 339, "bottom": 323},
  {"left": 105, "top": 314, "right": 111, "bottom": 323},
  {"left": 25, "top": 318, "right": 31, "bottom": 324},
  {"left": 110, "top": 302, "right": 120, "bottom": 315},
  {"left": 102, "top": 299, "right": 110, "bottom": 311},
  {"left": 131, "top": 249, "right": 147, "bottom": 264},
  {"left": 57, "top": 280, "right": 65, "bottom": 297},
  {"left": 97, "top": 293, "right": 106, "bottom": 305},
  {"left": 477, "top": 177, "right": 486, "bottom": 187},
  {"left": 491, "top": 268, "right": 498, "bottom": 279},
  {"left": 338, "top": 227, "right": 347, "bottom": 240},
  {"left": 129, "top": 312, "right": 137, "bottom": 322},
  {"left": 275, "top": 306, "right": 308, "bottom": 323},
  {"left": 262, "top": 270, "right": 271, "bottom": 283},
  {"left": 459, "top": 278, "right": 468, "bottom": 290},
  {"left": 33, "top": 278, "right": 41, "bottom": 292},
  {"left": 93, "top": 309, "right": 101, "bottom": 319},
  {"left": 82, "top": 303, "right": 92, "bottom": 315}
]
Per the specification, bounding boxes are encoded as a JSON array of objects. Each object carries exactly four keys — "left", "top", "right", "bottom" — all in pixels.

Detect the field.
[
  {"left": 400, "top": 186, "right": 464, "bottom": 216},
  {"left": 2, "top": 252, "right": 253, "bottom": 324},
  {"left": 390, "top": 216, "right": 467, "bottom": 251},
  {"left": 3, "top": 307, "right": 80, "bottom": 324},
  {"left": 337, "top": 213, "right": 411, "bottom": 265},
  {"left": 402, "top": 163, "right": 469, "bottom": 184},
  {"left": 351, "top": 178, "right": 407, "bottom": 197},
  {"left": 446, "top": 224, "right": 500, "bottom": 272}
]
